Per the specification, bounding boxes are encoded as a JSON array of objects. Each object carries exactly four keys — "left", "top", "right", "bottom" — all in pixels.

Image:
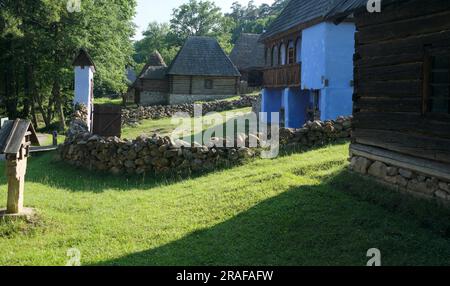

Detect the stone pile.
[
  {"left": 59, "top": 116, "right": 352, "bottom": 176},
  {"left": 122, "top": 95, "right": 258, "bottom": 126},
  {"left": 59, "top": 133, "right": 257, "bottom": 176},
  {"left": 350, "top": 156, "right": 450, "bottom": 202},
  {"left": 279, "top": 116, "right": 352, "bottom": 147},
  {"left": 66, "top": 103, "right": 89, "bottom": 140}
]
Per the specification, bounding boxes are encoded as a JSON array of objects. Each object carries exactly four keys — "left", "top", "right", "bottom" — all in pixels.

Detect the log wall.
[
  {"left": 353, "top": 0, "right": 450, "bottom": 164},
  {"left": 170, "top": 75, "right": 238, "bottom": 96}
]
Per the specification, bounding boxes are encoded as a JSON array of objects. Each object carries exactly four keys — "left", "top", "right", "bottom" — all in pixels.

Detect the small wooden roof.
[
  {"left": 167, "top": 36, "right": 240, "bottom": 77},
  {"left": 260, "top": 0, "right": 343, "bottom": 41},
  {"left": 138, "top": 51, "right": 168, "bottom": 80},
  {"left": 72, "top": 48, "right": 96, "bottom": 69},
  {"left": 0, "top": 119, "right": 40, "bottom": 155},
  {"left": 229, "top": 33, "right": 265, "bottom": 71}
]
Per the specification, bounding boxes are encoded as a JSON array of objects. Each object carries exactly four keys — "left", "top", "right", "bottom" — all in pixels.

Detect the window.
[
  {"left": 279, "top": 43, "right": 286, "bottom": 65},
  {"left": 295, "top": 37, "right": 302, "bottom": 63},
  {"left": 288, "top": 41, "right": 295, "bottom": 64},
  {"left": 265, "top": 48, "right": 268, "bottom": 66},
  {"left": 271, "top": 46, "right": 278, "bottom": 66},
  {"left": 204, "top": 79, "right": 213, "bottom": 89},
  {"left": 424, "top": 53, "right": 450, "bottom": 114}
]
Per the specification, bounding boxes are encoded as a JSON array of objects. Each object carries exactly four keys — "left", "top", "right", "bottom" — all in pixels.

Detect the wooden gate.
[{"left": 93, "top": 104, "right": 122, "bottom": 138}]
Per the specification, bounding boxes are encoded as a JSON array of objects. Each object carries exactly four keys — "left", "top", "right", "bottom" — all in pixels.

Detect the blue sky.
[{"left": 133, "top": 0, "right": 275, "bottom": 40}]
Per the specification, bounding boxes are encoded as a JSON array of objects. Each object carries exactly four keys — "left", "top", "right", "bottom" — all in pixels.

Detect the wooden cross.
[{"left": 0, "top": 119, "right": 39, "bottom": 218}]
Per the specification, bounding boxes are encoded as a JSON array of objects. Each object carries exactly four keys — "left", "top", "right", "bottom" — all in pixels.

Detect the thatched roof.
[
  {"left": 229, "top": 33, "right": 265, "bottom": 71},
  {"left": 261, "top": 0, "right": 340, "bottom": 41},
  {"left": 136, "top": 51, "right": 168, "bottom": 81},
  {"left": 168, "top": 36, "right": 240, "bottom": 77},
  {"left": 147, "top": 51, "right": 166, "bottom": 67}
]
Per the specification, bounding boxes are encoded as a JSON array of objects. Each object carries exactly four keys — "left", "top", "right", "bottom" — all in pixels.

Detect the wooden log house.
[
  {"left": 129, "top": 51, "right": 169, "bottom": 106},
  {"left": 328, "top": 0, "right": 450, "bottom": 203},
  {"left": 131, "top": 37, "right": 241, "bottom": 106},
  {"left": 166, "top": 36, "right": 241, "bottom": 105},
  {"left": 229, "top": 33, "right": 265, "bottom": 87}
]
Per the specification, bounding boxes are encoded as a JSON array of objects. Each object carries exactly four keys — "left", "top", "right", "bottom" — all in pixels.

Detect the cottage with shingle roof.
[
  {"left": 259, "top": 0, "right": 355, "bottom": 129},
  {"left": 229, "top": 33, "right": 265, "bottom": 87},
  {"left": 131, "top": 37, "right": 241, "bottom": 105},
  {"left": 129, "top": 51, "right": 170, "bottom": 105},
  {"left": 166, "top": 36, "right": 240, "bottom": 105}
]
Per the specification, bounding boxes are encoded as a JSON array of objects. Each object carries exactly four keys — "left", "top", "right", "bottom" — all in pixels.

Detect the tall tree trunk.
[
  {"left": 52, "top": 80, "right": 65, "bottom": 130},
  {"left": 4, "top": 40, "right": 19, "bottom": 119},
  {"left": 30, "top": 96, "right": 38, "bottom": 128},
  {"left": 22, "top": 65, "right": 32, "bottom": 118},
  {"left": 29, "top": 65, "right": 51, "bottom": 128}
]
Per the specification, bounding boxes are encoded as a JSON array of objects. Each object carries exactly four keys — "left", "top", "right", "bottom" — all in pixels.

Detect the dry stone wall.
[
  {"left": 59, "top": 116, "right": 352, "bottom": 176},
  {"left": 350, "top": 156, "right": 450, "bottom": 204},
  {"left": 122, "top": 95, "right": 258, "bottom": 126}
]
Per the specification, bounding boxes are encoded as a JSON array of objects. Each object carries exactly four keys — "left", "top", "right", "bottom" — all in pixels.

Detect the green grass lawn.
[
  {"left": 121, "top": 107, "right": 252, "bottom": 140},
  {"left": 37, "top": 133, "right": 66, "bottom": 146},
  {"left": 1, "top": 142, "right": 450, "bottom": 266},
  {"left": 94, "top": 97, "right": 124, "bottom": 106}
]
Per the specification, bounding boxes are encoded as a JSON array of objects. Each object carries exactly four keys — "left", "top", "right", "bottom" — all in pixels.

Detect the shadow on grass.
[{"left": 94, "top": 170, "right": 450, "bottom": 266}]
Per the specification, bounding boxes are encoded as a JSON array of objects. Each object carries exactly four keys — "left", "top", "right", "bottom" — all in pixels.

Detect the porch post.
[
  {"left": 284, "top": 88, "right": 309, "bottom": 129},
  {"left": 261, "top": 88, "right": 282, "bottom": 124}
]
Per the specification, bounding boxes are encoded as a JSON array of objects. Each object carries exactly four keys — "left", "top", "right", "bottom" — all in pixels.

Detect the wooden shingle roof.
[
  {"left": 72, "top": 48, "right": 96, "bottom": 68},
  {"left": 0, "top": 119, "right": 39, "bottom": 155},
  {"left": 167, "top": 36, "right": 240, "bottom": 77},
  {"left": 229, "top": 33, "right": 265, "bottom": 71},
  {"left": 260, "top": 0, "right": 340, "bottom": 41}
]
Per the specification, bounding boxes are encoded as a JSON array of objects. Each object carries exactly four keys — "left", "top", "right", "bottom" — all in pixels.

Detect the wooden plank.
[
  {"left": 356, "top": 62, "right": 423, "bottom": 82},
  {"left": 355, "top": 80, "right": 422, "bottom": 98},
  {"left": 356, "top": 0, "right": 450, "bottom": 28},
  {"left": 30, "top": 146, "right": 58, "bottom": 153},
  {"left": 355, "top": 53, "right": 424, "bottom": 69},
  {"left": 357, "top": 10, "right": 450, "bottom": 45},
  {"left": 354, "top": 98, "right": 421, "bottom": 113},
  {"left": 350, "top": 143, "right": 450, "bottom": 181},
  {"left": 357, "top": 30, "right": 450, "bottom": 59},
  {"left": 353, "top": 128, "right": 450, "bottom": 164},
  {"left": 353, "top": 112, "right": 450, "bottom": 139}
]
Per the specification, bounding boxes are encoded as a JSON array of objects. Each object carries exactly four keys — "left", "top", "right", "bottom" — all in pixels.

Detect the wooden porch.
[{"left": 263, "top": 63, "right": 301, "bottom": 88}]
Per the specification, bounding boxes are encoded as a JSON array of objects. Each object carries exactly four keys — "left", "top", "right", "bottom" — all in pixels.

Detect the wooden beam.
[
  {"left": 350, "top": 143, "right": 450, "bottom": 181},
  {"left": 6, "top": 156, "right": 27, "bottom": 214}
]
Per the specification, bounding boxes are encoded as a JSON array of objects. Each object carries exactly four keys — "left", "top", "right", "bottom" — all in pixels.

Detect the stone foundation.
[
  {"left": 350, "top": 155, "right": 450, "bottom": 204},
  {"left": 168, "top": 93, "right": 236, "bottom": 105},
  {"left": 140, "top": 91, "right": 168, "bottom": 106}
]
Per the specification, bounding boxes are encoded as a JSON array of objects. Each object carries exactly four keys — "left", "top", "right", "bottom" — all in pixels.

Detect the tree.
[
  {"left": 169, "top": 0, "right": 225, "bottom": 46},
  {"left": 134, "top": 22, "right": 179, "bottom": 66},
  {"left": 0, "top": 0, "right": 137, "bottom": 130}
]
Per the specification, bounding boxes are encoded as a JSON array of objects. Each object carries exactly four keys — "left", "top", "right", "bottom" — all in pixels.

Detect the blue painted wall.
[
  {"left": 262, "top": 21, "right": 355, "bottom": 127},
  {"left": 301, "top": 23, "right": 327, "bottom": 90},
  {"left": 300, "top": 21, "right": 355, "bottom": 121},
  {"left": 261, "top": 88, "right": 283, "bottom": 124},
  {"left": 284, "top": 88, "right": 310, "bottom": 128}
]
